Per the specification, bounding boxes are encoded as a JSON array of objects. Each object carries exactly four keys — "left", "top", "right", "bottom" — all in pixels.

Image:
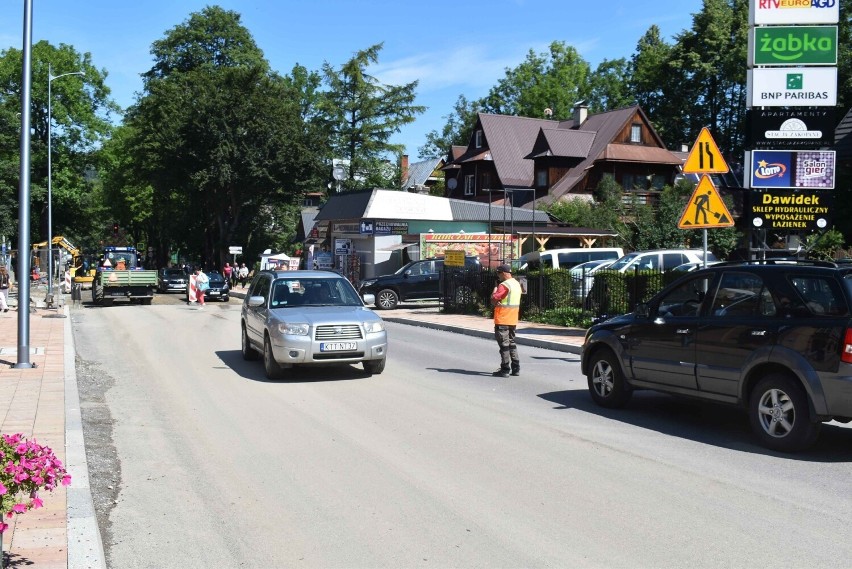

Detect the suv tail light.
[{"left": 843, "top": 328, "right": 852, "bottom": 364}]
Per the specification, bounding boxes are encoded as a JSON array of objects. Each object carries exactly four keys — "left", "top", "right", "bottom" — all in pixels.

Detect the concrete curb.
[
  {"left": 381, "top": 316, "right": 583, "bottom": 355},
  {"left": 64, "top": 307, "right": 108, "bottom": 569}
]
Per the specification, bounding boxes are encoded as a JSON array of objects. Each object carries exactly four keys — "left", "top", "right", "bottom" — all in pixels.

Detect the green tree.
[
  {"left": 629, "top": 25, "right": 682, "bottom": 145},
  {"left": 318, "top": 43, "right": 424, "bottom": 191},
  {"left": 123, "top": 6, "right": 321, "bottom": 267},
  {"left": 418, "top": 95, "right": 483, "bottom": 159},
  {"left": 481, "top": 41, "right": 591, "bottom": 120},
  {"left": 587, "top": 58, "right": 635, "bottom": 113},
  {"left": 0, "top": 41, "right": 117, "bottom": 249}
]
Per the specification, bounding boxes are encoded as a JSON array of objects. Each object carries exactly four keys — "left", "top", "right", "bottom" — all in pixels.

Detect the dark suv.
[
  {"left": 581, "top": 260, "right": 852, "bottom": 452},
  {"left": 359, "top": 256, "right": 481, "bottom": 309}
]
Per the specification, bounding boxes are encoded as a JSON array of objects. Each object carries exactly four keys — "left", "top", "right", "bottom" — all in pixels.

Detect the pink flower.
[
  {"left": 0, "top": 483, "right": 7, "bottom": 495},
  {"left": 0, "top": 523, "right": 8, "bottom": 534},
  {"left": 11, "top": 504, "right": 25, "bottom": 514},
  {"left": 61, "top": 475, "right": 71, "bottom": 487},
  {"left": 30, "top": 497, "right": 43, "bottom": 509}
]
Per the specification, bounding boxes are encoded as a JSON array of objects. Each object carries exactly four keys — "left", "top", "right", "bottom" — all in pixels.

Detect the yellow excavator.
[{"left": 31, "top": 236, "right": 97, "bottom": 289}]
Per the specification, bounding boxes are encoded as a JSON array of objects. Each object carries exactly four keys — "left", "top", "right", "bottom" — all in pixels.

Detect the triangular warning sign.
[
  {"left": 678, "top": 175, "right": 734, "bottom": 229},
  {"left": 683, "top": 127, "right": 730, "bottom": 174}
]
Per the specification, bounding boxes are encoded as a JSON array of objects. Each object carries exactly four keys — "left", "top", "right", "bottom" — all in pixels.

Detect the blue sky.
[{"left": 0, "top": 0, "right": 703, "bottom": 160}]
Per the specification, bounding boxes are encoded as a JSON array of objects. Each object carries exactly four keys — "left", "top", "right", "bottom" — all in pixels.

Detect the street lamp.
[{"left": 47, "top": 64, "right": 84, "bottom": 301}]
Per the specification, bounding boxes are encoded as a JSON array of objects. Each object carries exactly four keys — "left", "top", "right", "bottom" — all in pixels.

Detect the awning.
[{"left": 378, "top": 242, "right": 418, "bottom": 252}]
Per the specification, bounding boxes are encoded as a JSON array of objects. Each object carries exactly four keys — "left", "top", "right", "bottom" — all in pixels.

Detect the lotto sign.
[
  {"left": 747, "top": 150, "right": 835, "bottom": 189},
  {"left": 749, "top": 26, "right": 837, "bottom": 66},
  {"left": 750, "top": 0, "right": 839, "bottom": 25},
  {"left": 747, "top": 67, "right": 837, "bottom": 107}
]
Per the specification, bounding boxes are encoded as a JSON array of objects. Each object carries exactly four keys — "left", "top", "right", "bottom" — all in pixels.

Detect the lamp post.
[{"left": 46, "top": 64, "right": 84, "bottom": 301}]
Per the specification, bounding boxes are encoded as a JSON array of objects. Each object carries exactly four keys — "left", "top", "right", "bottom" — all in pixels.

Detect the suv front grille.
[{"left": 315, "top": 324, "right": 363, "bottom": 341}]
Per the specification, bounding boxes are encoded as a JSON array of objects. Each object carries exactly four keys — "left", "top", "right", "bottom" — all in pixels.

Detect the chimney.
[
  {"left": 572, "top": 100, "right": 588, "bottom": 129},
  {"left": 401, "top": 154, "right": 410, "bottom": 187}
]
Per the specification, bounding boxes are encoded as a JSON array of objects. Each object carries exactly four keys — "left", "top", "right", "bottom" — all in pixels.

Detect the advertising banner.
[
  {"left": 748, "top": 190, "right": 831, "bottom": 231},
  {"left": 420, "top": 233, "right": 518, "bottom": 268},
  {"left": 747, "top": 67, "right": 837, "bottom": 107},
  {"left": 747, "top": 150, "right": 835, "bottom": 189},
  {"left": 750, "top": 0, "right": 839, "bottom": 26},
  {"left": 749, "top": 25, "right": 837, "bottom": 66},
  {"left": 746, "top": 108, "right": 835, "bottom": 149}
]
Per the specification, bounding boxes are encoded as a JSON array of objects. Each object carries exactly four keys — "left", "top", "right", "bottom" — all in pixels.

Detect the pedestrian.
[
  {"left": 195, "top": 267, "right": 209, "bottom": 309},
  {"left": 490, "top": 264, "right": 521, "bottom": 377},
  {"left": 223, "top": 262, "right": 233, "bottom": 287},
  {"left": 0, "top": 266, "right": 12, "bottom": 313},
  {"left": 238, "top": 263, "right": 249, "bottom": 288}
]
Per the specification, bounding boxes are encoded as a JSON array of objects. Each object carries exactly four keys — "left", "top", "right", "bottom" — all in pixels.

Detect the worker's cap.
[{"left": 495, "top": 264, "right": 511, "bottom": 273}]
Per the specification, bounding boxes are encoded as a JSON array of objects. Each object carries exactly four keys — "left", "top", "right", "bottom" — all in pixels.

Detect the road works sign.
[
  {"left": 749, "top": 26, "right": 837, "bottom": 66},
  {"left": 678, "top": 175, "right": 734, "bottom": 230},
  {"left": 682, "top": 128, "right": 730, "bottom": 174}
]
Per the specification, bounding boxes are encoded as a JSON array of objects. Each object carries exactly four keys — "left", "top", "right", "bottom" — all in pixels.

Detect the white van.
[{"left": 517, "top": 247, "right": 624, "bottom": 271}]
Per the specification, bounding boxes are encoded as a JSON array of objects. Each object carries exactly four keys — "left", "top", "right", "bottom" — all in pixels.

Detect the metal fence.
[{"left": 441, "top": 265, "right": 684, "bottom": 320}]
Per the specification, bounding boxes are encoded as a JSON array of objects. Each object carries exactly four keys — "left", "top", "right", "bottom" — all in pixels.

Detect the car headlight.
[
  {"left": 276, "top": 322, "right": 310, "bottom": 336},
  {"left": 363, "top": 320, "right": 384, "bottom": 333},
  {"left": 360, "top": 279, "right": 377, "bottom": 289}
]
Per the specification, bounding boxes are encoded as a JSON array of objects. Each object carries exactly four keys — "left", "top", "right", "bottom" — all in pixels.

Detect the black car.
[
  {"left": 359, "top": 256, "right": 481, "bottom": 309},
  {"left": 581, "top": 260, "right": 852, "bottom": 452},
  {"left": 157, "top": 268, "right": 188, "bottom": 293}
]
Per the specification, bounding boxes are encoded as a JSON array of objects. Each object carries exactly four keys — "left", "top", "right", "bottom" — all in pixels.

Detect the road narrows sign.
[
  {"left": 683, "top": 127, "right": 730, "bottom": 174},
  {"left": 678, "top": 175, "right": 734, "bottom": 230}
]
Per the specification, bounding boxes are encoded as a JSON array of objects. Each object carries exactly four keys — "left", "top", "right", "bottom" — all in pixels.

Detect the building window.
[
  {"left": 536, "top": 169, "right": 548, "bottom": 187},
  {"left": 481, "top": 172, "right": 491, "bottom": 190},
  {"left": 464, "top": 175, "right": 475, "bottom": 196},
  {"left": 475, "top": 130, "right": 483, "bottom": 148},
  {"left": 630, "top": 124, "right": 642, "bottom": 143}
]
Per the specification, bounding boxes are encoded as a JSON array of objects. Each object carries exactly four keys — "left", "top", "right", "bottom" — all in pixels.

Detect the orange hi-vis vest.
[{"left": 494, "top": 277, "right": 521, "bottom": 326}]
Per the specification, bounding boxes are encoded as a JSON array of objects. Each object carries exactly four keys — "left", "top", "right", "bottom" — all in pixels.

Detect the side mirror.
[
  {"left": 635, "top": 303, "right": 650, "bottom": 318},
  {"left": 362, "top": 293, "right": 375, "bottom": 305},
  {"left": 403, "top": 270, "right": 412, "bottom": 278},
  {"left": 247, "top": 295, "right": 265, "bottom": 307}
]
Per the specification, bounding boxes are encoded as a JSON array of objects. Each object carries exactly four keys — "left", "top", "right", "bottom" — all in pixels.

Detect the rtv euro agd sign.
[{"left": 750, "top": 0, "right": 839, "bottom": 25}]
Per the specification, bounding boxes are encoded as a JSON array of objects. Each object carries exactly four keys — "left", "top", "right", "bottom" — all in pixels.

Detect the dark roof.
[
  {"left": 527, "top": 128, "right": 596, "bottom": 159},
  {"left": 448, "top": 198, "right": 550, "bottom": 224},
  {"left": 313, "top": 190, "right": 374, "bottom": 221},
  {"left": 402, "top": 157, "right": 444, "bottom": 190}
]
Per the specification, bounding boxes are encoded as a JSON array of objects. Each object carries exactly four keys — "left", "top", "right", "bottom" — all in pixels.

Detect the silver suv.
[{"left": 241, "top": 270, "right": 388, "bottom": 379}]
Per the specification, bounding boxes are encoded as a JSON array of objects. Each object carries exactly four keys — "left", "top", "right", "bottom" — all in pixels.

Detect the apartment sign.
[
  {"left": 748, "top": 190, "right": 832, "bottom": 230},
  {"left": 750, "top": 0, "right": 839, "bottom": 25},
  {"left": 747, "top": 67, "right": 837, "bottom": 106},
  {"left": 749, "top": 26, "right": 837, "bottom": 66},
  {"left": 746, "top": 109, "right": 835, "bottom": 148},
  {"left": 747, "top": 150, "right": 836, "bottom": 189}
]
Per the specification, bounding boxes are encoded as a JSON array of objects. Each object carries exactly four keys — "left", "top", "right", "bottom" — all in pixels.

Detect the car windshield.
[
  {"left": 164, "top": 269, "right": 184, "bottom": 277},
  {"left": 208, "top": 273, "right": 225, "bottom": 284},
  {"left": 607, "top": 253, "right": 640, "bottom": 271},
  {"left": 270, "top": 277, "right": 362, "bottom": 307}
]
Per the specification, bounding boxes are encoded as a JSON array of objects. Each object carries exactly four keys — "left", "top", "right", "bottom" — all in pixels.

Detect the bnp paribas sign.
[{"left": 749, "top": 26, "right": 837, "bottom": 66}]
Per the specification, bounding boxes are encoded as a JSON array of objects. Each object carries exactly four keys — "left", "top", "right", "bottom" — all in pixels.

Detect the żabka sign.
[{"left": 749, "top": 26, "right": 837, "bottom": 66}]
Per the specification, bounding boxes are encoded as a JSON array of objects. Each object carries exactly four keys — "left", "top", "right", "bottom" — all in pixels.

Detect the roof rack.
[{"left": 710, "top": 259, "right": 838, "bottom": 268}]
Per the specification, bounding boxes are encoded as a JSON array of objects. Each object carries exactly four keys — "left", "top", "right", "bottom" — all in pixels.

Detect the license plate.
[
  {"left": 208, "top": 290, "right": 219, "bottom": 295},
  {"left": 320, "top": 342, "right": 357, "bottom": 352}
]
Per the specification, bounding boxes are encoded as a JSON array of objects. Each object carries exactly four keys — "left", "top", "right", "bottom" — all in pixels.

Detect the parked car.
[
  {"left": 516, "top": 247, "right": 624, "bottom": 271},
  {"left": 359, "top": 256, "right": 481, "bottom": 309},
  {"left": 570, "top": 259, "right": 615, "bottom": 299},
  {"left": 157, "top": 268, "right": 188, "bottom": 293},
  {"left": 204, "top": 271, "right": 230, "bottom": 302},
  {"left": 582, "top": 260, "right": 852, "bottom": 452},
  {"left": 241, "top": 270, "right": 387, "bottom": 379},
  {"left": 671, "top": 260, "right": 722, "bottom": 273}
]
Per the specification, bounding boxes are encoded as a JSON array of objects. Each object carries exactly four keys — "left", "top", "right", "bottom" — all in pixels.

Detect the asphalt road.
[{"left": 71, "top": 292, "right": 852, "bottom": 568}]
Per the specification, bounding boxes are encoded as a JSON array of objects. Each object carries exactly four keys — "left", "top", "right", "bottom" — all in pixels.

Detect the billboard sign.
[
  {"left": 750, "top": 0, "right": 839, "bottom": 26},
  {"left": 747, "top": 67, "right": 837, "bottom": 107},
  {"left": 747, "top": 150, "right": 835, "bottom": 189},
  {"left": 746, "top": 109, "right": 835, "bottom": 148},
  {"left": 748, "top": 190, "right": 831, "bottom": 231},
  {"left": 420, "top": 233, "right": 518, "bottom": 269},
  {"left": 749, "top": 26, "right": 837, "bottom": 66}
]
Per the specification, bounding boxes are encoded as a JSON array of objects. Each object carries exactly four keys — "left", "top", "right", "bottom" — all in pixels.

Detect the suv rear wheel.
[
  {"left": 376, "top": 289, "right": 399, "bottom": 310},
  {"left": 587, "top": 349, "right": 632, "bottom": 408},
  {"left": 241, "top": 325, "right": 259, "bottom": 361},
  {"left": 749, "top": 374, "right": 820, "bottom": 452}
]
